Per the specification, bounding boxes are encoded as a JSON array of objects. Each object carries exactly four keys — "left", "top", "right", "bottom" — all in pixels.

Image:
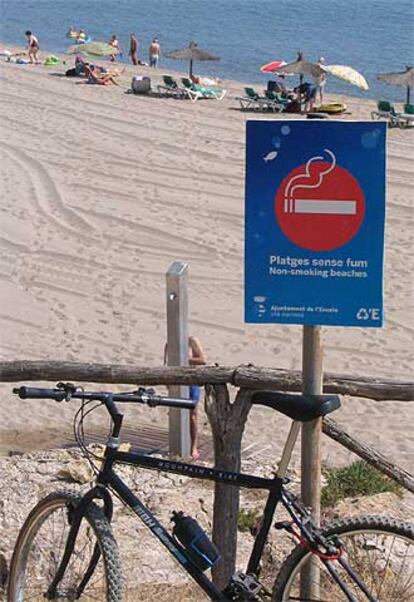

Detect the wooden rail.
[{"left": 1, "top": 361, "right": 413, "bottom": 401}]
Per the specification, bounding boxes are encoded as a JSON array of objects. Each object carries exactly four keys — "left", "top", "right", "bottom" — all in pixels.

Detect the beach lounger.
[
  {"left": 371, "top": 101, "right": 399, "bottom": 126},
  {"left": 264, "top": 89, "right": 289, "bottom": 112},
  {"left": 181, "top": 77, "right": 227, "bottom": 101},
  {"left": 157, "top": 75, "right": 188, "bottom": 98},
  {"left": 395, "top": 103, "right": 414, "bottom": 128},
  {"left": 236, "top": 87, "right": 280, "bottom": 111}
]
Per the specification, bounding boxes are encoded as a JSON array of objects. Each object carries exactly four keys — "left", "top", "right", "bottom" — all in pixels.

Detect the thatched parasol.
[
  {"left": 164, "top": 41, "right": 220, "bottom": 78},
  {"left": 377, "top": 66, "right": 414, "bottom": 104}
]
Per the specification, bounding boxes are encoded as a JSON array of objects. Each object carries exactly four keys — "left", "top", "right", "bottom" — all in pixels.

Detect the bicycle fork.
[{"left": 45, "top": 486, "right": 113, "bottom": 600}]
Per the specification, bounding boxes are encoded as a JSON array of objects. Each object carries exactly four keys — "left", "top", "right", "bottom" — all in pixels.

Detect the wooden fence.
[{"left": 1, "top": 360, "right": 413, "bottom": 587}]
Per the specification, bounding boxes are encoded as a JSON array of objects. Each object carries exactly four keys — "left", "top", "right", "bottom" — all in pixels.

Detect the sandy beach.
[{"left": 0, "top": 49, "right": 413, "bottom": 471}]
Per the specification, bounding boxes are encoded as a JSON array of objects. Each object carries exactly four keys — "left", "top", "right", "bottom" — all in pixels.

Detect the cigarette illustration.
[
  {"left": 284, "top": 199, "right": 357, "bottom": 215},
  {"left": 283, "top": 149, "right": 356, "bottom": 215}
]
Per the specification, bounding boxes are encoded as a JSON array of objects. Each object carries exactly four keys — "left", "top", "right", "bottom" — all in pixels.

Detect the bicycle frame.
[
  {"left": 96, "top": 448, "right": 286, "bottom": 601},
  {"left": 49, "top": 420, "right": 300, "bottom": 602}
]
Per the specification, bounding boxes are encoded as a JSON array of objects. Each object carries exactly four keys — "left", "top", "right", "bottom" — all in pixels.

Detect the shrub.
[
  {"left": 321, "top": 460, "right": 403, "bottom": 508},
  {"left": 238, "top": 508, "right": 258, "bottom": 532}
]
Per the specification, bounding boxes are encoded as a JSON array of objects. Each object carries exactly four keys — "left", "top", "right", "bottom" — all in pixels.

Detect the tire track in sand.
[{"left": 1, "top": 143, "right": 94, "bottom": 236}]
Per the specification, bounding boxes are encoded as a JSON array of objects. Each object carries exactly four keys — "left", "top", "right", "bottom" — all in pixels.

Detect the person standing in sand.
[
  {"left": 314, "top": 56, "right": 327, "bottom": 105},
  {"left": 149, "top": 38, "right": 160, "bottom": 68},
  {"left": 25, "top": 31, "right": 39, "bottom": 64},
  {"left": 164, "top": 336, "right": 207, "bottom": 460},
  {"left": 129, "top": 34, "right": 139, "bottom": 66},
  {"left": 108, "top": 34, "right": 120, "bottom": 62}
]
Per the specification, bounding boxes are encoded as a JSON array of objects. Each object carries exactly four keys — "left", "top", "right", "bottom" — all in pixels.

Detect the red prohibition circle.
[{"left": 275, "top": 162, "right": 365, "bottom": 252}]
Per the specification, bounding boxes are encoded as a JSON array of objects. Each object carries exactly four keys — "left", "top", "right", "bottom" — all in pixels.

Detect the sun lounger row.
[
  {"left": 157, "top": 75, "right": 226, "bottom": 101},
  {"left": 371, "top": 101, "right": 414, "bottom": 128},
  {"left": 236, "top": 87, "right": 289, "bottom": 112}
]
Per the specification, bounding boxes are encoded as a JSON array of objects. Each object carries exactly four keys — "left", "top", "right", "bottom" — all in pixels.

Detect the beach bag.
[
  {"left": 131, "top": 76, "right": 151, "bottom": 94},
  {"left": 65, "top": 67, "right": 77, "bottom": 77}
]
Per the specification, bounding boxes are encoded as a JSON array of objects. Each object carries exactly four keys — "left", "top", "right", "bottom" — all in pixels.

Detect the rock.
[{"left": 56, "top": 459, "right": 94, "bottom": 484}]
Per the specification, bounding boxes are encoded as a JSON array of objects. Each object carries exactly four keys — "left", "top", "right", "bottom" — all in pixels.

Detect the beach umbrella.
[
  {"left": 377, "top": 66, "right": 414, "bottom": 104},
  {"left": 260, "top": 60, "right": 286, "bottom": 73},
  {"left": 323, "top": 65, "right": 369, "bottom": 91},
  {"left": 273, "top": 59, "right": 369, "bottom": 91},
  {"left": 67, "top": 41, "right": 119, "bottom": 57},
  {"left": 274, "top": 58, "right": 323, "bottom": 79},
  {"left": 163, "top": 41, "right": 220, "bottom": 78}
]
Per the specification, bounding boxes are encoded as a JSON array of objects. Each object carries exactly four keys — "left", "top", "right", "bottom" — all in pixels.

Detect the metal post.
[
  {"left": 300, "top": 325, "right": 323, "bottom": 598},
  {"left": 166, "top": 262, "right": 190, "bottom": 457}
]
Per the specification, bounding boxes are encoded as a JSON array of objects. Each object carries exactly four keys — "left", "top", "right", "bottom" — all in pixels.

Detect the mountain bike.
[{"left": 7, "top": 382, "right": 414, "bottom": 601}]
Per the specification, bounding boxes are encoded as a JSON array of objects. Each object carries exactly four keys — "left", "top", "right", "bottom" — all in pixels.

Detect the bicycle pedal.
[{"left": 223, "top": 572, "right": 267, "bottom": 600}]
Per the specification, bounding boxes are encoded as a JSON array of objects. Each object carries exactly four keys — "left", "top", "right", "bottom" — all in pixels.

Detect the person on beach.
[
  {"left": 74, "top": 54, "right": 89, "bottom": 76},
  {"left": 295, "top": 81, "right": 317, "bottom": 111},
  {"left": 129, "top": 34, "right": 139, "bottom": 65},
  {"left": 276, "top": 75, "right": 291, "bottom": 98},
  {"left": 77, "top": 29, "right": 86, "bottom": 43},
  {"left": 149, "top": 38, "right": 160, "bottom": 68},
  {"left": 108, "top": 34, "right": 120, "bottom": 62},
  {"left": 81, "top": 64, "right": 122, "bottom": 86},
  {"left": 25, "top": 31, "right": 39, "bottom": 63},
  {"left": 164, "top": 336, "right": 207, "bottom": 460},
  {"left": 313, "top": 56, "right": 327, "bottom": 104}
]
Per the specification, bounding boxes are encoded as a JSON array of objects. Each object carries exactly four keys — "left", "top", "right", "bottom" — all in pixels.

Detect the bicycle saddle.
[{"left": 251, "top": 391, "right": 340, "bottom": 422}]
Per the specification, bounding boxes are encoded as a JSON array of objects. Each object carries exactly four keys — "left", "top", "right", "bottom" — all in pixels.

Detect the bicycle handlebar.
[{"left": 13, "top": 385, "right": 197, "bottom": 410}]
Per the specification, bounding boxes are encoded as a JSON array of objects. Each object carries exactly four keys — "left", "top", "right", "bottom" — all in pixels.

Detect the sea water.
[{"left": 1, "top": 0, "right": 413, "bottom": 102}]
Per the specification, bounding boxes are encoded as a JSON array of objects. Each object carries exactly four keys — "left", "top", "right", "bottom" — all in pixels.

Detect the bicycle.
[{"left": 7, "top": 382, "right": 414, "bottom": 601}]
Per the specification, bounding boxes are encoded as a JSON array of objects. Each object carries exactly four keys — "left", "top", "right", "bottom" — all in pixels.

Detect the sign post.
[
  {"left": 166, "top": 261, "right": 190, "bottom": 457},
  {"left": 245, "top": 120, "right": 386, "bottom": 596},
  {"left": 301, "top": 324, "right": 323, "bottom": 597}
]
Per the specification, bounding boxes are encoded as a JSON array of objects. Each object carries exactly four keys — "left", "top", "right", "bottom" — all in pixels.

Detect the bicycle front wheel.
[
  {"left": 8, "top": 490, "right": 123, "bottom": 602},
  {"left": 273, "top": 515, "right": 414, "bottom": 601}
]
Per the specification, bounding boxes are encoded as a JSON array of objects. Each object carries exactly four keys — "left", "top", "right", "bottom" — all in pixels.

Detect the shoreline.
[
  {"left": 0, "top": 46, "right": 413, "bottom": 470},
  {"left": 0, "top": 42, "right": 399, "bottom": 110}
]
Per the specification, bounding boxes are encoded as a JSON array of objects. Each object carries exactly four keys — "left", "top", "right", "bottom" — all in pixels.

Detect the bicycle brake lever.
[{"left": 56, "top": 382, "right": 77, "bottom": 402}]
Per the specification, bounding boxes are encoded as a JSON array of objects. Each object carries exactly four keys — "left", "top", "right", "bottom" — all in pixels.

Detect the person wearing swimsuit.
[
  {"left": 164, "top": 336, "right": 207, "bottom": 459},
  {"left": 149, "top": 38, "right": 160, "bottom": 68},
  {"left": 108, "top": 34, "right": 120, "bottom": 63},
  {"left": 25, "top": 31, "right": 39, "bottom": 64}
]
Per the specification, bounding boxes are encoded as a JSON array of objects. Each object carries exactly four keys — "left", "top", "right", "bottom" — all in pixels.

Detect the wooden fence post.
[
  {"left": 205, "top": 384, "right": 252, "bottom": 589},
  {"left": 166, "top": 262, "right": 190, "bottom": 457}
]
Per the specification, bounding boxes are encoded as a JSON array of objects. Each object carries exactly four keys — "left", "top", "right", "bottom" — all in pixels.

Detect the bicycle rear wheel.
[
  {"left": 272, "top": 515, "right": 414, "bottom": 601},
  {"left": 8, "top": 490, "right": 123, "bottom": 602}
]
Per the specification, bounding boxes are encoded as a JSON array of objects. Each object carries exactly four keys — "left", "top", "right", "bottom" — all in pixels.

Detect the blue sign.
[{"left": 245, "top": 120, "right": 386, "bottom": 327}]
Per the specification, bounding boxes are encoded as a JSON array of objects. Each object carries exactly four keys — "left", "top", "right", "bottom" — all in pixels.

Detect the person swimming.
[
  {"left": 67, "top": 26, "right": 77, "bottom": 38},
  {"left": 77, "top": 29, "right": 86, "bottom": 43}
]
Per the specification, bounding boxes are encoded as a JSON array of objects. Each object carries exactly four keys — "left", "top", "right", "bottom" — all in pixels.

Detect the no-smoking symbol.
[{"left": 275, "top": 149, "right": 365, "bottom": 251}]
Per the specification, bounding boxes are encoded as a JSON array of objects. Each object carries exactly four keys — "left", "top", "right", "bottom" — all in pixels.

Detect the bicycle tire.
[
  {"left": 7, "top": 490, "right": 123, "bottom": 602},
  {"left": 272, "top": 515, "right": 414, "bottom": 601}
]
